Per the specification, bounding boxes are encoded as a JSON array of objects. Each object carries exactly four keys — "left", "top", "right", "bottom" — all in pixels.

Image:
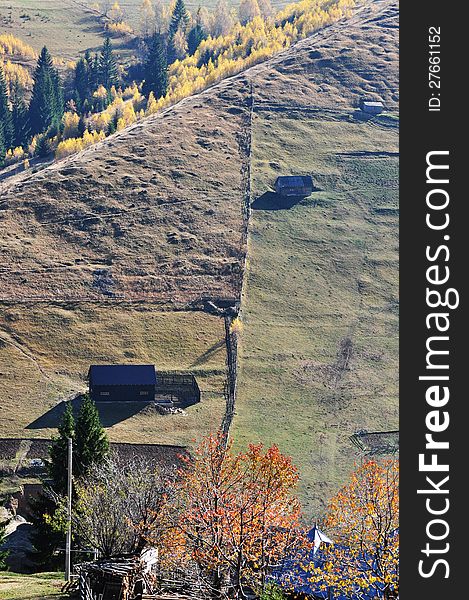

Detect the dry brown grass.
[
  {"left": 0, "top": 80, "right": 251, "bottom": 303},
  {"left": 0, "top": 304, "right": 226, "bottom": 445},
  {"left": 0, "top": 0, "right": 398, "bottom": 517}
]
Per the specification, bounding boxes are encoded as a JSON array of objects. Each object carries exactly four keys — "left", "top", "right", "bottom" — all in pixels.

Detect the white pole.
[{"left": 65, "top": 437, "right": 72, "bottom": 581}]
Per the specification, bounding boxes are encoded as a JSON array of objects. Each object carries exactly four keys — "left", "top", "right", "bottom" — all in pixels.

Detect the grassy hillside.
[
  {"left": 233, "top": 0, "right": 399, "bottom": 518},
  {"left": 0, "top": 1, "right": 113, "bottom": 61},
  {"left": 0, "top": 80, "right": 248, "bottom": 303},
  {"left": 0, "top": 572, "right": 65, "bottom": 599},
  {"left": 235, "top": 113, "right": 398, "bottom": 518},
  {"left": 0, "top": 0, "right": 398, "bottom": 519},
  {"left": 0, "top": 0, "right": 291, "bottom": 63},
  {"left": 0, "top": 304, "right": 226, "bottom": 444}
]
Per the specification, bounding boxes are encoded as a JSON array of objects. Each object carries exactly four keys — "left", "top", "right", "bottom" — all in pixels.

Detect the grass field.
[
  {"left": 0, "top": 0, "right": 290, "bottom": 64},
  {"left": 0, "top": 304, "right": 227, "bottom": 445},
  {"left": 234, "top": 111, "right": 399, "bottom": 519},
  {"left": 0, "top": 0, "right": 114, "bottom": 61},
  {"left": 0, "top": 572, "right": 65, "bottom": 600}
]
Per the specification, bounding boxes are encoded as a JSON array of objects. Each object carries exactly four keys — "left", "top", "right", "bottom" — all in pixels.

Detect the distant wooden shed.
[
  {"left": 275, "top": 175, "right": 313, "bottom": 197},
  {"left": 360, "top": 99, "right": 384, "bottom": 114},
  {"left": 88, "top": 364, "right": 157, "bottom": 403}
]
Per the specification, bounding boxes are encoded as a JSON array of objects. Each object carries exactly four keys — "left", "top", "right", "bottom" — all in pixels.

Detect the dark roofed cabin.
[
  {"left": 359, "top": 99, "right": 384, "bottom": 114},
  {"left": 88, "top": 365, "right": 156, "bottom": 402},
  {"left": 275, "top": 175, "right": 313, "bottom": 198}
]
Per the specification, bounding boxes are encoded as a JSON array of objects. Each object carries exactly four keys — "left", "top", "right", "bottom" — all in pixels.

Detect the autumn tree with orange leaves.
[
  {"left": 309, "top": 459, "right": 399, "bottom": 600},
  {"left": 145, "top": 432, "right": 307, "bottom": 599}
]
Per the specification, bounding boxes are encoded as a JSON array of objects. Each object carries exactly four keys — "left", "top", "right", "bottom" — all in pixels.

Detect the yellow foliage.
[
  {"left": 55, "top": 0, "right": 355, "bottom": 159},
  {"left": 62, "top": 111, "right": 81, "bottom": 140},
  {"left": 145, "top": 0, "right": 354, "bottom": 118},
  {"left": 1, "top": 60, "right": 33, "bottom": 90},
  {"left": 56, "top": 130, "right": 106, "bottom": 159},
  {"left": 107, "top": 21, "right": 133, "bottom": 36},
  {"left": 230, "top": 317, "right": 243, "bottom": 334},
  {"left": 0, "top": 34, "right": 37, "bottom": 59},
  {"left": 93, "top": 85, "right": 109, "bottom": 99}
]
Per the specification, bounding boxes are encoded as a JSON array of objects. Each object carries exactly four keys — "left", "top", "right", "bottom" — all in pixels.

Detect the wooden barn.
[
  {"left": 275, "top": 175, "right": 313, "bottom": 198},
  {"left": 359, "top": 99, "right": 384, "bottom": 114},
  {"left": 88, "top": 365, "right": 157, "bottom": 403}
]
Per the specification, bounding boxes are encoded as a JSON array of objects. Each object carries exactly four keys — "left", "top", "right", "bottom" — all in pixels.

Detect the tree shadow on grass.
[
  {"left": 26, "top": 396, "right": 151, "bottom": 430},
  {"left": 191, "top": 339, "right": 226, "bottom": 367}
]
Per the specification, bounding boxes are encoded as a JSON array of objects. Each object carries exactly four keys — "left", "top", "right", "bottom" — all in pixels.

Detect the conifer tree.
[
  {"left": 28, "top": 46, "right": 63, "bottom": 135},
  {"left": 142, "top": 33, "right": 169, "bottom": 98},
  {"left": 47, "top": 402, "right": 75, "bottom": 495},
  {"left": 187, "top": 8, "right": 207, "bottom": 56},
  {"left": 168, "top": 0, "right": 189, "bottom": 63},
  {"left": 89, "top": 53, "right": 100, "bottom": 91},
  {"left": 34, "top": 133, "right": 51, "bottom": 158},
  {"left": 74, "top": 394, "right": 109, "bottom": 478},
  {"left": 77, "top": 114, "right": 87, "bottom": 137},
  {"left": 11, "top": 79, "right": 30, "bottom": 148},
  {"left": 99, "top": 37, "right": 119, "bottom": 91},
  {"left": 74, "top": 57, "right": 91, "bottom": 110},
  {"left": 0, "top": 64, "right": 14, "bottom": 150},
  {"left": 168, "top": 0, "right": 189, "bottom": 38}
]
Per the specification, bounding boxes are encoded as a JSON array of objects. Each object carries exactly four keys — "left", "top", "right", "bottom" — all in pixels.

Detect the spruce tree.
[
  {"left": 99, "top": 37, "right": 119, "bottom": 91},
  {"left": 28, "top": 46, "right": 62, "bottom": 135},
  {"left": 142, "top": 33, "right": 168, "bottom": 99},
  {"left": 168, "top": 0, "right": 189, "bottom": 38},
  {"left": 74, "top": 394, "right": 109, "bottom": 478},
  {"left": 29, "top": 403, "right": 74, "bottom": 571},
  {"left": 47, "top": 402, "right": 75, "bottom": 495},
  {"left": 0, "top": 64, "right": 14, "bottom": 150},
  {"left": 11, "top": 79, "right": 30, "bottom": 148},
  {"left": 34, "top": 133, "right": 51, "bottom": 158},
  {"left": 187, "top": 21, "right": 206, "bottom": 55},
  {"left": 52, "top": 66, "right": 64, "bottom": 127},
  {"left": 168, "top": 0, "right": 189, "bottom": 63},
  {"left": 74, "top": 57, "right": 90, "bottom": 111}
]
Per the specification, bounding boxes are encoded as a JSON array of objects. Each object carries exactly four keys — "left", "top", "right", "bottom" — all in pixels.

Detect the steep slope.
[
  {"left": 0, "top": 0, "right": 398, "bottom": 505},
  {"left": 0, "top": 80, "right": 251, "bottom": 303},
  {"left": 235, "top": 0, "right": 399, "bottom": 518}
]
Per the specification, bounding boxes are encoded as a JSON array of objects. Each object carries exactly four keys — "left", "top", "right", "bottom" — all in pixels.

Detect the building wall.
[{"left": 90, "top": 384, "right": 155, "bottom": 402}]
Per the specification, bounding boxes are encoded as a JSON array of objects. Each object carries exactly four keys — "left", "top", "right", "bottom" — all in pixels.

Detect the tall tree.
[
  {"left": 146, "top": 432, "right": 307, "bottom": 598},
  {"left": 73, "top": 57, "right": 91, "bottom": 110},
  {"left": 0, "top": 63, "right": 14, "bottom": 150},
  {"left": 239, "top": 0, "right": 261, "bottom": 25},
  {"left": 74, "top": 394, "right": 109, "bottom": 478},
  {"left": 10, "top": 79, "right": 30, "bottom": 148},
  {"left": 308, "top": 460, "right": 399, "bottom": 600},
  {"left": 168, "top": 0, "right": 189, "bottom": 38},
  {"left": 142, "top": 33, "right": 168, "bottom": 99},
  {"left": 213, "top": 0, "right": 235, "bottom": 37},
  {"left": 47, "top": 402, "right": 75, "bottom": 495},
  {"left": 167, "top": 0, "right": 189, "bottom": 63},
  {"left": 140, "top": 0, "right": 156, "bottom": 37},
  {"left": 28, "top": 46, "right": 63, "bottom": 135},
  {"left": 187, "top": 8, "right": 207, "bottom": 56},
  {"left": 99, "top": 37, "right": 119, "bottom": 91}
]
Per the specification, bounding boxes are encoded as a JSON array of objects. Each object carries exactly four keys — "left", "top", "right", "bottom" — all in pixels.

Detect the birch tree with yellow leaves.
[{"left": 308, "top": 460, "right": 399, "bottom": 600}]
